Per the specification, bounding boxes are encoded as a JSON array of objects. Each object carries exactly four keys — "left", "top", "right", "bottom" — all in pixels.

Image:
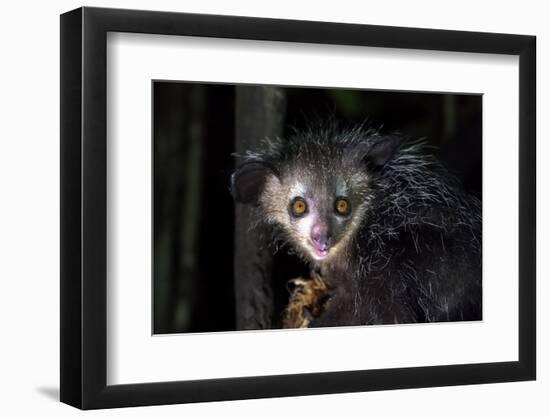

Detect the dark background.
[{"left": 153, "top": 82, "right": 482, "bottom": 334}]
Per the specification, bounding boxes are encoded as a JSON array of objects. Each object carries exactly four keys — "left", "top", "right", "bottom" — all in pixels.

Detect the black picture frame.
[{"left": 60, "top": 6, "right": 536, "bottom": 410}]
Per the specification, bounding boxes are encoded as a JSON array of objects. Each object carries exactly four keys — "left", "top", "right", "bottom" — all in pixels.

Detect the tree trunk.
[{"left": 234, "top": 86, "right": 286, "bottom": 330}]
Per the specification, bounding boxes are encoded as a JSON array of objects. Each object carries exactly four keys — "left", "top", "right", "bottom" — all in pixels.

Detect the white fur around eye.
[
  {"left": 295, "top": 210, "right": 315, "bottom": 241},
  {"left": 335, "top": 181, "right": 348, "bottom": 197},
  {"left": 289, "top": 182, "right": 306, "bottom": 199}
]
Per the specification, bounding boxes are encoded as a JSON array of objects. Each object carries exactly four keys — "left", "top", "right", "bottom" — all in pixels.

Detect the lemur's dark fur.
[{"left": 232, "top": 122, "right": 482, "bottom": 327}]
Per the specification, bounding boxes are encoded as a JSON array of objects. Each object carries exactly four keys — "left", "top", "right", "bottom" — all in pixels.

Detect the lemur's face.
[
  {"left": 259, "top": 170, "right": 371, "bottom": 263},
  {"left": 231, "top": 133, "right": 397, "bottom": 265}
]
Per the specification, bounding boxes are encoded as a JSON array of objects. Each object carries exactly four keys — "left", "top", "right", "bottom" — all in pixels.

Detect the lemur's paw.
[{"left": 282, "top": 274, "right": 330, "bottom": 328}]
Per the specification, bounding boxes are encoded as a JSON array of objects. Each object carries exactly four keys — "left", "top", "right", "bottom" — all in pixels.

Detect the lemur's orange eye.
[
  {"left": 290, "top": 197, "right": 307, "bottom": 217},
  {"left": 335, "top": 198, "right": 351, "bottom": 216}
]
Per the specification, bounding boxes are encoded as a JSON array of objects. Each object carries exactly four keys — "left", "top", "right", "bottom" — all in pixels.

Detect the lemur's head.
[{"left": 231, "top": 126, "right": 399, "bottom": 264}]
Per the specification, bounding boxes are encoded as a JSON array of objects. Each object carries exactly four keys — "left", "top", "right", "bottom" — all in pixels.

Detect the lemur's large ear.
[
  {"left": 362, "top": 135, "right": 400, "bottom": 168},
  {"left": 231, "top": 161, "right": 278, "bottom": 204}
]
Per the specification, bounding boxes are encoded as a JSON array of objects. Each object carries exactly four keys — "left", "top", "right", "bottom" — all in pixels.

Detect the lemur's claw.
[{"left": 282, "top": 274, "right": 329, "bottom": 328}]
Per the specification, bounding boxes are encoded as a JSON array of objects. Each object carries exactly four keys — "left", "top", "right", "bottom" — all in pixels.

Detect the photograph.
[{"left": 153, "top": 82, "right": 483, "bottom": 334}]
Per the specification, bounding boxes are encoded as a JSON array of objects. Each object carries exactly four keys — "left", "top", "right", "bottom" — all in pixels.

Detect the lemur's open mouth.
[{"left": 310, "top": 241, "right": 330, "bottom": 258}]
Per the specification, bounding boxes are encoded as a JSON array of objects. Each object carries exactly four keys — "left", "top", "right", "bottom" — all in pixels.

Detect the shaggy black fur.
[{"left": 232, "top": 121, "right": 482, "bottom": 326}]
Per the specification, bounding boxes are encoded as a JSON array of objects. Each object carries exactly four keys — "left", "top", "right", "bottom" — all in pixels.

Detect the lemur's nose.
[{"left": 311, "top": 224, "right": 331, "bottom": 249}]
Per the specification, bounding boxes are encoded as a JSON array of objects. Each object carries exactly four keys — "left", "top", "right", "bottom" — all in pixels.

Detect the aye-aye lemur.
[{"left": 231, "top": 122, "right": 482, "bottom": 328}]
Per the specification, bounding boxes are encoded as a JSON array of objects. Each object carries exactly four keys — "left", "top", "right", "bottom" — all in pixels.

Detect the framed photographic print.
[{"left": 60, "top": 6, "right": 536, "bottom": 409}]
